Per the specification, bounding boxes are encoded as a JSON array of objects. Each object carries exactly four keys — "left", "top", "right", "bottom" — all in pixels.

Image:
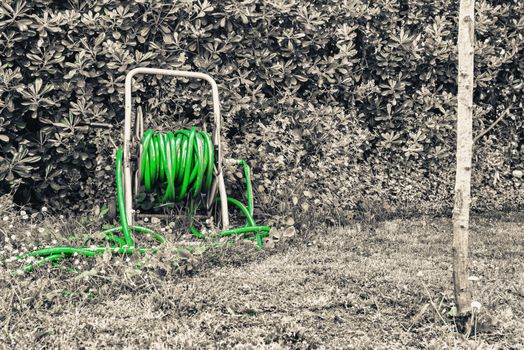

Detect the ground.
[{"left": 0, "top": 213, "right": 523, "bottom": 349}]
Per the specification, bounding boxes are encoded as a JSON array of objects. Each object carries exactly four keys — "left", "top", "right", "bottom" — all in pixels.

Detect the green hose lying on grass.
[{"left": 13, "top": 128, "right": 270, "bottom": 272}]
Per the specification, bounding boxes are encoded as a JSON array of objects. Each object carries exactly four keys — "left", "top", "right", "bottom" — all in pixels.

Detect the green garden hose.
[
  {"left": 140, "top": 127, "right": 270, "bottom": 243},
  {"left": 13, "top": 128, "right": 270, "bottom": 272}
]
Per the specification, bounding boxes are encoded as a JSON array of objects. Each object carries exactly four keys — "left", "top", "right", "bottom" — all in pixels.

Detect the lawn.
[{"left": 0, "top": 214, "right": 523, "bottom": 349}]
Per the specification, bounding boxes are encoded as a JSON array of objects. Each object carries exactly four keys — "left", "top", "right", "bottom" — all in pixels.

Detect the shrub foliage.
[{"left": 0, "top": 0, "right": 523, "bottom": 221}]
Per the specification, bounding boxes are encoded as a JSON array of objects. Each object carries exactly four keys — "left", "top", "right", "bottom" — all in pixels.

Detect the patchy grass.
[{"left": 0, "top": 212, "right": 523, "bottom": 349}]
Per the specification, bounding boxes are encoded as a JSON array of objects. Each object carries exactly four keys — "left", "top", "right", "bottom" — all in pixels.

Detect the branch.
[{"left": 473, "top": 109, "right": 510, "bottom": 144}]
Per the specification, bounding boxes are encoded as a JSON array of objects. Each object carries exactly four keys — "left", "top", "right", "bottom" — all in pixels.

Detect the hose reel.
[{"left": 123, "top": 68, "right": 231, "bottom": 230}]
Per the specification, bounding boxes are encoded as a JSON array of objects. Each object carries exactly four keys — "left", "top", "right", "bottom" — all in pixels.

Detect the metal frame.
[{"left": 123, "top": 68, "right": 229, "bottom": 229}]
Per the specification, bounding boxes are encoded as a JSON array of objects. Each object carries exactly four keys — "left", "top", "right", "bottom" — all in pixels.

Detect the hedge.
[{"left": 0, "top": 0, "right": 523, "bottom": 224}]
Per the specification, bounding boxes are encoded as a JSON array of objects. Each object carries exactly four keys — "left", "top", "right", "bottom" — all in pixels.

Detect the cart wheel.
[{"left": 107, "top": 196, "right": 117, "bottom": 222}]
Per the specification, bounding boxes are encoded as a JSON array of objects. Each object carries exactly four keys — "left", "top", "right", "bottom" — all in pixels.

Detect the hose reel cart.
[
  {"left": 123, "top": 67, "right": 270, "bottom": 244},
  {"left": 123, "top": 68, "right": 230, "bottom": 230}
]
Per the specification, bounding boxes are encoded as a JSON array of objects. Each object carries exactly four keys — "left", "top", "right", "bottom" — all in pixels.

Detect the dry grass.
[{"left": 0, "top": 212, "right": 523, "bottom": 349}]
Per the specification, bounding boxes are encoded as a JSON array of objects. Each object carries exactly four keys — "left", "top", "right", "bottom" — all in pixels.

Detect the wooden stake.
[{"left": 453, "top": 0, "right": 475, "bottom": 320}]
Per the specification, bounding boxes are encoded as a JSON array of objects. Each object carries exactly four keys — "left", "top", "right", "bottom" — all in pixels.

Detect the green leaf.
[{"left": 448, "top": 306, "right": 457, "bottom": 318}]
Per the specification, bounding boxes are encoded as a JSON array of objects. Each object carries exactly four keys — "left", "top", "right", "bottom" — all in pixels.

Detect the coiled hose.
[{"left": 13, "top": 128, "right": 270, "bottom": 272}]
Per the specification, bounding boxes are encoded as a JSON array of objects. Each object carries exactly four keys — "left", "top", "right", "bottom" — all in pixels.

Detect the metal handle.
[{"left": 123, "top": 68, "right": 229, "bottom": 229}]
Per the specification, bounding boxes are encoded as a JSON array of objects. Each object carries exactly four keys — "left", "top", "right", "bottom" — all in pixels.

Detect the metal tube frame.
[{"left": 124, "top": 67, "right": 229, "bottom": 229}]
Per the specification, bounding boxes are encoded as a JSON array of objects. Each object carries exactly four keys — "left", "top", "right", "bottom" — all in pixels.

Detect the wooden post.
[{"left": 453, "top": 0, "right": 475, "bottom": 322}]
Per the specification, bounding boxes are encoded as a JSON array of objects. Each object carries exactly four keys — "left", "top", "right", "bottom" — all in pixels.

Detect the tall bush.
[{"left": 0, "top": 0, "right": 522, "bottom": 221}]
